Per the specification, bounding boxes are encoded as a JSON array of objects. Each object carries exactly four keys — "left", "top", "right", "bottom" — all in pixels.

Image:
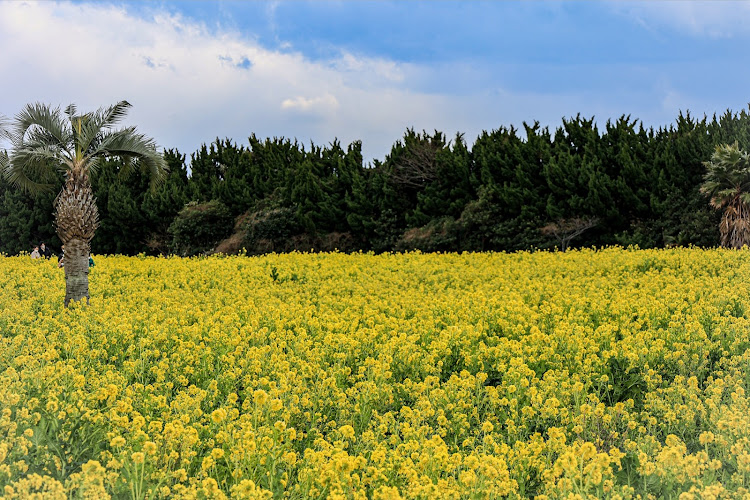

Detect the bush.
[
  {"left": 395, "top": 217, "right": 458, "bottom": 252},
  {"left": 168, "top": 200, "right": 234, "bottom": 256},
  {"left": 242, "top": 206, "right": 305, "bottom": 254}
]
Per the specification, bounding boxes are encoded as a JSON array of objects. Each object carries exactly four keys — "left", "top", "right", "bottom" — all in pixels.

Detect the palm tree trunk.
[
  {"left": 54, "top": 171, "right": 99, "bottom": 306},
  {"left": 63, "top": 238, "right": 91, "bottom": 306},
  {"left": 720, "top": 198, "right": 750, "bottom": 249}
]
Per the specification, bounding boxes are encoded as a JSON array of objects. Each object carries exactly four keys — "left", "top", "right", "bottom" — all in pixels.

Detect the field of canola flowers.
[{"left": 1, "top": 248, "right": 750, "bottom": 499}]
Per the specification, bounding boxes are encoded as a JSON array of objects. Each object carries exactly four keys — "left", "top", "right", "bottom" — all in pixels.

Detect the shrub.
[
  {"left": 243, "top": 206, "right": 305, "bottom": 254},
  {"left": 168, "top": 200, "right": 233, "bottom": 256},
  {"left": 395, "top": 217, "right": 458, "bottom": 252}
]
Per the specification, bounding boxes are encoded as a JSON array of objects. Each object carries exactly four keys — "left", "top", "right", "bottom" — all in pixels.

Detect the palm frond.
[
  {"left": 4, "top": 146, "right": 62, "bottom": 193},
  {"left": 700, "top": 180, "right": 719, "bottom": 195},
  {"left": 0, "top": 149, "right": 8, "bottom": 173},
  {"left": 0, "top": 114, "right": 10, "bottom": 143},
  {"left": 64, "top": 104, "right": 77, "bottom": 121},
  {"left": 0, "top": 115, "right": 9, "bottom": 171},
  {"left": 6, "top": 101, "right": 166, "bottom": 194},
  {"left": 86, "top": 156, "right": 104, "bottom": 178},
  {"left": 112, "top": 155, "right": 136, "bottom": 180},
  {"left": 702, "top": 141, "right": 750, "bottom": 207},
  {"left": 92, "top": 127, "right": 154, "bottom": 157},
  {"left": 137, "top": 151, "right": 169, "bottom": 189},
  {"left": 2, "top": 108, "right": 65, "bottom": 192},
  {"left": 75, "top": 101, "right": 132, "bottom": 157},
  {"left": 90, "top": 127, "right": 168, "bottom": 187},
  {"left": 73, "top": 115, "right": 94, "bottom": 160},
  {"left": 13, "top": 103, "right": 71, "bottom": 153},
  {"left": 99, "top": 100, "right": 132, "bottom": 128}
]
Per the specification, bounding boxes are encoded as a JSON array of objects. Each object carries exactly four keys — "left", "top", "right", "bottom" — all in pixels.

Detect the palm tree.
[
  {"left": 701, "top": 141, "right": 750, "bottom": 249},
  {"left": 0, "top": 115, "right": 8, "bottom": 170},
  {"left": 3, "top": 101, "right": 167, "bottom": 305}
]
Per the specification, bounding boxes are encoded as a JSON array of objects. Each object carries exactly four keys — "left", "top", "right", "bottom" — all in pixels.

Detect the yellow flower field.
[{"left": 1, "top": 248, "right": 750, "bottom": 499}]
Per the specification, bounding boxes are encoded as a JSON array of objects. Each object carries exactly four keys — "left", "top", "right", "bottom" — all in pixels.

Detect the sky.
[{"left": 1, "top": 0, "right": 750, "bottom": 164}]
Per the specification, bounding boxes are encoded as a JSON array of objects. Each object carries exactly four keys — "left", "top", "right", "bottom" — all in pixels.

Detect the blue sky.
[{"left": 2, "top": 1, "right": 750, "bottom": 163}]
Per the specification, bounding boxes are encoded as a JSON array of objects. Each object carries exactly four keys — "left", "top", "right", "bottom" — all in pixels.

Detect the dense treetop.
[{"left": 3, "top": 108, "right": 750, "bottom": 256}]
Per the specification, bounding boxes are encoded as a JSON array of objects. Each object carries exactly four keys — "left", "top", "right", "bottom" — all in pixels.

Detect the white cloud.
[
  {"left": 281, "top": 94, "right": 339, "bottom": 113},
  {"left": 332, "top": 52, "right": 407, "bottom": 86},
  {"left": 0, "top": 1, "right": 443, "bottom": 161},
  {"left": 1, "top": 1, "right": 743, "bottom": 165}
]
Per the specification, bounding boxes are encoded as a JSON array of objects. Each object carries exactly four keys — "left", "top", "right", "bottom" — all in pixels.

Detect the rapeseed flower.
[{"left": 1, "top": 248, "right": 750, "bottom": 497}]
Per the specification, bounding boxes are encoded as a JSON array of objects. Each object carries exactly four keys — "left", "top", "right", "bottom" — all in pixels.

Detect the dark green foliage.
[
  {"left": 394, "top": 217, "right": 458, "bottom": 252},
  {"left": 243, "top": 205, "right": 304, "bottom": 254},
  {"left": 168, "top": 200, "right": 234, "bottom": 256},
  {"left": 0, "top": 174, "right": 59, "bottom": 254},
  {"left": 605, "top": 355, "right": 647, "bottom": 411},
  {"left": 409, "top": 133, "right": 475, "bottom": 227},
  {"left": 91, "top": 159, "right": 150, "bottom": 255},
  {"left": 467, "top": 123, "right": 551, "bottom": 250},
  {"left": 91, "top": 152, "right": 191, "bottom": 256},
  {"left": 8, "top": 106, "right": 750, "bottom": 256},
  {"left": 141, "top": 149, "right": 190, "bottom": 254},
  {"left": 345, "top": 167, "right": 379, "bottom": 249}
]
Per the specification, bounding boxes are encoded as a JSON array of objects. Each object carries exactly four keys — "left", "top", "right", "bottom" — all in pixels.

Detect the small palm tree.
[
  {"left": 3, "top": 101, "right": 167, "bottom": 305},
  {"left": 0, "top": 115, "right": 8, "bottom": 170},
  {"left": 701, "top": 141, "right": 750, "bottom": 249}
]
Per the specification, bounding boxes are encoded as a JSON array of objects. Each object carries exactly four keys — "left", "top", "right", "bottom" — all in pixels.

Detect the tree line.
[{"left": 3, "top": 108, "right": 750, "bottom": 257}]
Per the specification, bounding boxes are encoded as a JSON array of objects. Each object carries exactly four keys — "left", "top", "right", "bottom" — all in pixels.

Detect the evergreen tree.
[
  {"left": 141, "top": 149, "right": 190, "bottom": 254},
  {"left": 466, "top": 124, "right": 550, "bottom": 250},
  {"left": 0, "top": 174, "right": 59, "bottom": 254},
  {"left": 246, "top": 135, "right": 306, "bottom": 202},
  {"left": 188, "top": 141, "right": 223, "bottom": 203},
  {"left": 91, "top": 158, "right": 151, "bottom": 255},
  {"left": 290, "top": 155, "right": 326, "bottom": 233},
  {"left": 213, "top": 139, "right": 254, "bottom": 216},
  {"left": 409, "top": 132, "right": 474, "bottom": 227},
  {"left": 647, "top": 113, "right": 717, "bottom": 246},
  {"left": 345, "top": 165, "right": 379, "bottom": 249}
]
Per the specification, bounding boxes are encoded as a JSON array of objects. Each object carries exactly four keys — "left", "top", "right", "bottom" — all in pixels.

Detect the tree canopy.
[{"left": 4, "top": 106, "right": 750, "bottom": 256}]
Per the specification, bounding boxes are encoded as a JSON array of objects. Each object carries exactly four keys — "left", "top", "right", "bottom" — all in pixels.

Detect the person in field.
[
  {"left": 30, "top": 245, "right": 41, "bottom": 259},
  {"left": 39, "top": 242, "right": 53, "bottom": 259}
]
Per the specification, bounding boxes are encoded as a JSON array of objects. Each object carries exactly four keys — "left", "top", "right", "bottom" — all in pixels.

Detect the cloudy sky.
[{"left": 1, "top": 1, "right": 750, "bottom": 164}]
